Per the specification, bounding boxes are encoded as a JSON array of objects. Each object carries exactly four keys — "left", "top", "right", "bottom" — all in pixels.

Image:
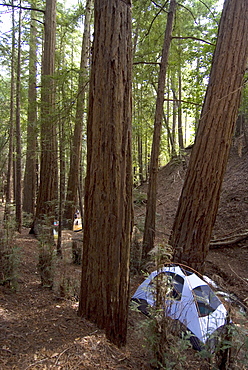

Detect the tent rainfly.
[{"left": 131, "top": 265, "right": 229, "bottom": 349}]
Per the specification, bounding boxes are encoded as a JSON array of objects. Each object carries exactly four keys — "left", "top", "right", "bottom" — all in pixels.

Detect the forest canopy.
[{"left": 0, "top": 0, "right": 227, "bottom": 196}]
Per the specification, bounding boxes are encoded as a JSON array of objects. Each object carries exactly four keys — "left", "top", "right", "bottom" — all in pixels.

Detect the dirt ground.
[{"left": 0, "top": 147, "right": 248, "bottom": 369}]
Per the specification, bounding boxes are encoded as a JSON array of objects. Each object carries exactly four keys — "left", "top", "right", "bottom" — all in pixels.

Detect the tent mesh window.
[
  {"left": 193, "top": 285, "right": 221, "bottom": 317},
  {"left": 165, "top": 272, "right": 184, "bottom": 301},
  {"left": 149, "top": 272, "right": 184, "bottom": 302}
]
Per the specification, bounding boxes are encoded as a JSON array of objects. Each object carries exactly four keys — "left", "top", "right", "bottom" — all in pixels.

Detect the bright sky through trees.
[{"left": 0, "top": 0, "right": 225, "bottom": 34}]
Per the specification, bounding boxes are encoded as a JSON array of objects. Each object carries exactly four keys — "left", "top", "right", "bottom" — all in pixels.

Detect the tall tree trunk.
[
  {"left": 137, "top": 131, "right": 144, "bottom": 184},
  {"left": 5, "top": 0, "right": 15, "bottom": 211},
  {"left": 32, "top": 0, "right": 57, "bottom": 236},
  {"left": 195, "top": 58, "right": 201, "bottom": 130},
  {"left": 142, "top": 0, "right": 177, "bottom": 258},
  {"left": 166, "top": 76, "right": 176, "bottom": 157},
  {"left": 23, "top": 8, "right": 37, "bottom": 216},
  {"left": 163, "top": 110, "right": 174, "bottom": 158},
  {"left": 56, "top": 28, "right": 66, "bottom": 256},
  {"left": 15, "top": 1, "right": 22, "bottom": 233},
  {"left": 57, "top": 101, "right": 66, "bottom": 256},
  {"left": 64, "top": 0, "right": 93, "bottom": 229},
  {"left": 78, "top": 0, "right": 133, "bottom": 347},
  {"left": 169, "top": 0, "right": 248, "bottom": 274},
  {"left": 178, "top": 66, "right": 183, "bottom": 150}
]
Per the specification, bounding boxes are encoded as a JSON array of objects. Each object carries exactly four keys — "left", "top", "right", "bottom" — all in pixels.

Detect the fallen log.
[{"left": 210, "top": 231, "right": 248, "bottom": 249}]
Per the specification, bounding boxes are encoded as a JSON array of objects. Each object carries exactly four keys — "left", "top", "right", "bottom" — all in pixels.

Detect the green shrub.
[{"left": 0, "top": 229, "right": 19, "bottom": 290}]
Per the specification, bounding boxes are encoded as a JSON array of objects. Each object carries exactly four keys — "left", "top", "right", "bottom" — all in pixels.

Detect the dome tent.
[{"left": 131, "top": 265, "right": 229, "bottom": 349}]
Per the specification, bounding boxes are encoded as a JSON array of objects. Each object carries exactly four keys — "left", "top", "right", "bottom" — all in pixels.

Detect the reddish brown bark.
[
  {"left": 32, "top": 0, "right": 57, "bottom": 236},
  {"left": 169, "top": 0, "right": 248, "bottom": 274},
  {"left": 23, "top": 10, "right": 37, "bottom": 216},
  {"left": 64, "top": 0, "right": 93, "bottom": 228},
  {"left": 78, "top": 0, "right": 132, "bottom": 347}
]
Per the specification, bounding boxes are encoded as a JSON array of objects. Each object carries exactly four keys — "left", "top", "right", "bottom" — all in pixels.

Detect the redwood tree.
[
  {"left": 169, "top": 0, "right": 248, "bottom": 274},
  {"left": 23, "top": 8, "right": 38, "bottom": 216},
  {"left": 143, "top": 0, "right": 177, "bottom": 258},
  {"left": 78, "top": 0, "right": 133, "bottom": 347},
  {"left": 32, "top": 0, "right": 57, "bottom": 235},
  {"left": 64, "top": 0, "right": 93, "bottom": 229},
  {"left": 15, "top": 1, "right": 22, "bottom": 232},
  {"left": 5, "top": 0, "right": 15, "bottom": 210}
]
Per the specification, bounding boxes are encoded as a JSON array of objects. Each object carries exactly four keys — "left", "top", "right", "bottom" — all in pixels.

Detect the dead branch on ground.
[{"left": 210, "top": 231, "right": 248, "bottom": 249}]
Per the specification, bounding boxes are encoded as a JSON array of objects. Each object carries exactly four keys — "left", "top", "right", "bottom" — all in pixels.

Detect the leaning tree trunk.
[
  {"left": 169, "top": 0, "right": 248, "bottom": 274},
  {"left": 142, "top": 0, "right": 177, "bottom": 258},
  {"left": 78, "top": 0, "right": 133, "bottom": 348}
]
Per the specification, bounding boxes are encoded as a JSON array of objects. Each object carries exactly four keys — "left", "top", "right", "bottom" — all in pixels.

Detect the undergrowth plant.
[
  {"left": 143, "top": 307, "right": 194, "bottom": 369},
  {"left": 131, "top": 243, "right": 196, "bottom": 369},
  {"left": 232, "top": 321, "right": 248, "bottom": 369},
  {"left": 197, "top": 314, "right": 248, "bottom": 370},
  {"left": 37, "top": 217, "right": 56, "bottom": 288},
  {"left": 133, "top": 272, "right": 195, "bottom": 369},
  {"left": 37, "top": 240, "right": 55, "bottom": 288},
  {"left": 54, "top": 253, "right": 81, "bottom": 301},
  {"left": 0, "top": 217, "right": 19, "bottom": 290},
  {"left": 131, "top": 242, "right": 248, "bottom": 369}
]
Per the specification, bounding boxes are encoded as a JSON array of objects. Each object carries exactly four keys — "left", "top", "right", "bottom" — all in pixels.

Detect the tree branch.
[
  {"left": 133, "top": 61, "right": 160, "bottom": 66},
  {"left": 172, "top": 36, "right": 215, "bottom": 46},
  {"left": 177, "top": 3, "right": 198, "bottom": 25},
  {"left": 0, "top": 3, "right": 45, "bottom": 14},
  {"left": 144, "top": 1, "right": 169, "bottom": 38},
  {"left": 151, "top": 0, "right": 169, "bottom": 12},
  {"left": 198, "top": 0, "right": 219, "bottom": 26},
  {"left": 164, "top": 98, "right": 201, "bottom": 106}
]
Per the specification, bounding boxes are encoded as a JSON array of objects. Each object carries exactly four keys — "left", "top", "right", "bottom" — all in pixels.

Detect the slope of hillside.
[
  {"left": 0, "top": 148, "right": 247, "bottom": 369},
  {"left": 153, "top": 147, "right": 248, "bottom": 239},
  {"left": 135, "top": 146, "right": 248, "bottom": 308}
]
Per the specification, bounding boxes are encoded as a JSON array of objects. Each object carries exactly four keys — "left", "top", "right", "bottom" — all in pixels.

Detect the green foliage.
[
  {"left": 0, "top": 77, "right": 10, "bottom": 173},
  {"left": 55, "top": 262, "right": 80, "bottom": 301},
  {"left": 131, "top": 272, "right": 248, "bottom": 369},
  {"left": 132, "top": 275, "right": 193, "bottom": 369},
  {"left": 0, "top": 0, "right": 224, "bottom": 189},
  {"left": 37, "top": 240, "right": 55, "bottom": 289},
  {"left": 0, "top": 243, "right": 19, "bottom": 290},
  {"left": 36, "top": 216, "right": 57, "bottom": 289},
  {"left": 0, "top": 219, "right": 19, "bottom": 291},
  {"left": 132, "top": 0, "right": 223, "bottom": 181},
  {"left": 196, "top": 316, "right": 248, "bottom": 370},
  {"left": 147, "top": 243, "right": 174, "bottom": 272},
  {"left": 22, "top": 212, "right": 34, "bottom": 228},
  {"left": 133, "top": 188, "right": 147, "bottom": 205}
]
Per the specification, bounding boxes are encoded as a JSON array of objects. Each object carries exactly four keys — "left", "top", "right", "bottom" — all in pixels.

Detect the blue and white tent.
[{"left": 132, "top": 265, "right": 228, "bottom": 347}]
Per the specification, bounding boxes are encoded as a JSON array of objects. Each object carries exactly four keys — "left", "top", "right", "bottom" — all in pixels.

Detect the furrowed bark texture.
[
  {"left": 64, "top": 0, "right": 93, "bottom": 228},
  {"left": 34, "top": 0, "right": 57, "bottom": 234},
  {"left": 23, "top": 10, "right": 37, "bottom": 215},
  {"left": 78, "top": 0, "right": 132, "bottom": 347},
  {"left": 169, "top": 0, "right": 248, "bottom": 274}
]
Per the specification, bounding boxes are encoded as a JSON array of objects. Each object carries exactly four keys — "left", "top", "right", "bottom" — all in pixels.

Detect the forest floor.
[{"left": 0, "top": 147, "right": 248, "bottom": 369}]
